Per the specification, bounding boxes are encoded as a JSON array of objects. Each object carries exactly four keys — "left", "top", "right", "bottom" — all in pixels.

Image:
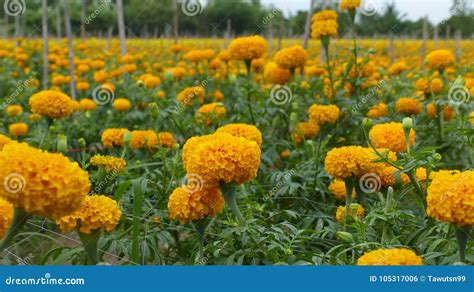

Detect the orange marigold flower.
[
  {"left": 324, "top": 146, "right": 372, "bottom": 179},
  {"left": 90, "top": 155, "right": 126, "bottom": 172},
  {"left": 56, "top": 195, "right": 121, "bottom": 234},
  {"left": 167, "top": 186, "right": 224, "bottom": 224},
  {"left": 228, "top": 35, "right": 267, "bottom": 61},
  {"left": 0, "top": 143, "right": 90, "bottom": 220},
  {"left": 292, "top": 121, "right": 320, "bottom": 144},
  {"left": 395, "top": 97, "right": 422, "bottom": 115},
  {"left": 195, "top": 102, "right": 227, "bottom": 126},
  {"left": 6, "top": 105, "right": 23, "bottom": 117},
  {"left": 29, "top": 90, "right": 74, "bottom": 119},
  {"left": 329, "top": 179, "right": 356, "bottom": 201},
  {"left": 308, "top": 104, "right": 340, "bottom": 125},
  {"left": 425, "top": 49, "right": 455, "bottom": 71},
  {"left": 274, "top": 45, "right": 308, "bottom": 69},
  {"left": 340, "top": 0, "right": 360, "bottom": 10},
  {"left": 215, "top": 123, "right": 263, "bottom": 146},
  {"left": 79, "top": 98, "right": 97, "bottom": 111},
  {"left": 357, "top": 248, "right": 423, "bottom": 266},
  {"left": 112, "top": 98, "right": 131, "bottom": 112},
  {"left": 427, "top": 170, "right": 474, "bottom": 226},
  {"left": 130, "top": 130, "right": 158, "bottom": 150},
  {"left": 184, "top": 133, "right": 261, "bottom": 187},
  {"left": 158, "top": 132, "right": 176, "bottom": 148},
  {"left": 176, "top": 86, "right": 205, "bottom": 106},
  {"left": 311, "top": 10, "right": 338, "bottom": 39},
  {"left": 0, "top": 198, "right": 14, "bottom": 239},
  {"left": 263, "top": 62, "right": 291, "bottom": 85},
  {"left": 366, "top": 102, "right": 389, "bottom": 118},
  {"left": 335, "top": 204, "right": 364, "bottom": 222},
  {"left": 369, "top": 122, "right": 415, "bottom": 152},
  {"left": 8, "top": 123, "right": 28, "bottom": 137},
  {"left": 101, "top": 128, "right": 129, "bottom": 148}
]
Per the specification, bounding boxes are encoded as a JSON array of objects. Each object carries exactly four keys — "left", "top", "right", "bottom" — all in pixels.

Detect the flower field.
[{"left": 0, "top": 4, "right": 473, "bottom": 267}]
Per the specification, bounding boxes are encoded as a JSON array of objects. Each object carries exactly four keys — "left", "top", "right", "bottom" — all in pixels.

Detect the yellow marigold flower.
[
  {"left": 143, "top": 75, "right": 161, "bottom": 88},
  {"left": 0, "top": 134, "right": 13, "bottom": 151},
  {"left": 427, "top": 170, "right": 474, "bottom": 226},
  {"left": 168, "top": 186, "right": 224, "bottom": 224},
  {"left": 366, "top": 102, "right": 389, "bottom": 118},
  {"left": 228, "top": 35, "right": 267, "bottom": 61},
  {"left": 274, "top": 45, "right": 308, "bottom": 69},
  {"left": 0, "top": 143, "right": 90, "bottom": 220},
  {"left": 369, "top": 122, "right": 415, "bottom": 152},
  {"left": 292, "top": 121, "right": 320, "bottom": 144},
  {"left": 425, "top": 49, "right": 455, "bottom": 71},
  {"left": 395, "top": 97, "right": 422, "bottom": 115},
  {"left": 6, "top": 105, "right": 23, "bottom": 117},
  {"left": 51, "top": 75, "right": 69, "bottom": 85},
  {"left": 182, "top": 135, "right": 215, "bottom": 171},
  {"left": 251, "top": 58, "right": 265, "bottom": 72},
  {"left": 308, "top": 104, "right": 340, "bottom": 125},
  {"left": 470, "top": 111, "right": 474, "bottom": 126},
  {"left": 324, "top": 146, "right": 372, "bottom": 179},
  {"left": 335, "top": 204, "right": 364, "bottom": 222},
  {"left": 93, "top": 70, "right": 108, "bottom": 83},
  {"left": 184, "top": 133, "right": 261, "bottom": 187},
  {"left": 426, "top": 103, "right": 454, "bottom": 121},
  {"left": 215, "top": 123, "right": 263, "bottom": 146},
  {"left": 415, "top": 78, "right": 429, "bottom": 94},
  {"left": 29, "top": 90, "right": 74, "bottom": 119},
  {"left": 130, "top": 130, "right": 158, "bottom": 150},
  {"left": 329, "top": 179, "right": 356, "bottom": 201},
  {"left": 90, "top": 155, "right": 126, "bottom": 172},
  {"left": 176, "top": 86, "right": 205, "bottom": 106},
  {"left": 195, "top": 102, "right": 227, "bottom": 126},
  {"left": 158, "top": 132, "right": 176, "bottom": 148},
  {"left": 340, "top": 0, "right": 360, "bottom": 10},
  {"left": 79, "top": 98, "right": 97, "bottom": 111},
  {"left": 263, "top": 62, "right": 291, "bottom": 85},
  {"left": 213, "top": 90, "right": 224, "bottom": 101},
  {"left": 101, "top": 128, "right": 129, "bottom": 148},
  {"left": 0, "top": 198, "right": 14, "bottom": 239},
  {"left": 76, "top": 81, "right": 90, "bottom": 91},
  {"left": 280, "top": 149, "right": 291, "bottom": 159},
  {"left": 56, "top": 195, "right": 121, "bottom": 234},
  {"left": 112, "top": 98, "right": 131, "bottom": 112},
  {"left": 430, "top": 78, "right": 443, "bottom": 93},
  {"left": 388, "top": 61, "right": 409, "bottom": 75},
  {"left": 357, "top": 248, "right": 423, "bottom": 266},
  {"left": 311, "top": 10, "right": 338, "bottom": 39},
  {"left": 8, "top": 123, "right": 28, "bottom": 137}
]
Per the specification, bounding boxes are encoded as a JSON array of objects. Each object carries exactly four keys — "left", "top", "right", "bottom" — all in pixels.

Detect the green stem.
[
  {"left": 343, "top": 178, "right": 355, "bottom": 231},
  {"left": 455, "top": 226, "right": 469, "bottom": 263},
  {"left": 223, "top": 186, "right": 246, "bottom": 226},
  {"left": 78, "top": 229, "right": 101, "bottom": 265},
  {"left": 322, "top": 39, "right": 335, "bottom": 98},
  {"left": 0, "top": 208, "right": 31, "bottom": 252}
]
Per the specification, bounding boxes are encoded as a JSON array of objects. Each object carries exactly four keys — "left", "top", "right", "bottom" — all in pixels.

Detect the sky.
[{"left": 259, "top": 0, "right": 460, "bottom": 24}]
